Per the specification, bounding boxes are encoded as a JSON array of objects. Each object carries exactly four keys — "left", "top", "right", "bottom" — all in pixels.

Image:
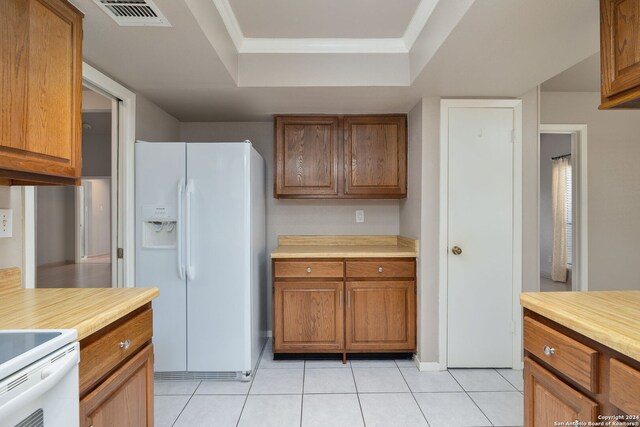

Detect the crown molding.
[
  {"left": 403, "top": 0, "right": 439, "bottom": 49},
  {"left": 211, "top": 0, "right": 243, "bottom": 49},
  {"left": 240, "top": 38, "right": 408, "bottom": 54}
]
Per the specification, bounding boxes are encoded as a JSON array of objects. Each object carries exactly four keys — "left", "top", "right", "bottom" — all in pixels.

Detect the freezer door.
[
  {"left": 135, "top": 142, "right": 187, "bottom": 372},
  {"left": 186, "top": 143, "right": 252, "bottom": 372}
]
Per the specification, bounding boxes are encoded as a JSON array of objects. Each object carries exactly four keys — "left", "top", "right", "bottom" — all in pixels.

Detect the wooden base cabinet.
[
  {"left": 79, "top": 304, "right": 154, "bottom": 427},
  {"left": 273, "top": 281, "right": 344, "bottom": 352},
  {"left": 524, "top": 357, "right": 598, "bottom": 426},
  {"left": 80, "top": 344, "right": 154, "bottom": 427},
  {"left": 523, "top": 310, "right": 640, "bottom": 427},
  {"left": 345, "top": 281, "right": 415, "bottom": 351},
  {"left": 272, "top": 258, "right": 416, "bottom": 357}
]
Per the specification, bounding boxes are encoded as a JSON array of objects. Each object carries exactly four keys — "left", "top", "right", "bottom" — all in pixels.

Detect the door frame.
[
  {"left": 439, "top": 99, "right": 523, "bottom": 370},
  {"left": 538, "top": 124, "right": 588, "bottom": 292},
  {"left": 22, "top": 63, "right": 136, "bottom": 288}
]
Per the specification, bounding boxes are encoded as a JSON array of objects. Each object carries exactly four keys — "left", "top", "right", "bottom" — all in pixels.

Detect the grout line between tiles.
[
  {"left": 350, "top": 357, "right": 367, "bottom": 427},
  {"left": 170, "top": 382, "right": 200, "bottom": 427},
  {"left": 397, "top": 360, "right": 431, "bottom": 427},
  {"left": 448, "top": 371, "right": 495, "bottom": 427},
  {"left": 300, "top": 360, "right": 306, "bottom": 427},
  {"left": 234, "top": 337, "right": 267, "bottom": 427},
  {"left": 494, "top": 368, "right": 521, "bottom": 392}
]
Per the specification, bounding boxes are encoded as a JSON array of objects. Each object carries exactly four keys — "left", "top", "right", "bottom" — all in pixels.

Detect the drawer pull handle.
[
  {"left": 378, "top": 266, "right": 383, "bottom": 273},
  {"left": 119, "top": 339, "right": 131, "bottom": 350},
  {"left": 306, "top": 267, "right": 312, "bottom": 273},
  {"left": 543, "top": 345, "right": 556, "bottom": 356}
]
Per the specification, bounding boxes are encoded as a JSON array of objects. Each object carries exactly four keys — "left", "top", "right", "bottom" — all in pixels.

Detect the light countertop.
[
  {"left": 521, "top": 291, "right": 640, "bottom": 362},
  {"left": 270, "top": 235, "right": 418, "bottom": 259},
  {"left": 0, "top": 287, "right": 159, "bottom": 340}
]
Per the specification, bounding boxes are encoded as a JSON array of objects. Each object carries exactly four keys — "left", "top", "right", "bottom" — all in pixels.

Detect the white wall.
[
  {"left": 85, "top": 178, "right": 111, "bottom": 257},
  {"left": 541, "top": 92, "right": 640, "bottom": 291},
  {"left": 0, "top": 187, "right": 23, "bottom": 274},
  {"left": 539, "top": 134, "right": 571, "bottom": 278},
  {"left": 179, "top": 121, "right": 401, "bottom": 328},
  {"left": 136, "top": 94, "right": 180, "bottom": 142},
  {"left": 82, "top": 112, "right": 112, "bottom": 177},
  {"left": 522, "top": 88, "right": 541, "bottom": 294},
  {"left": 399, "top": 98, "right": 441, "bottom": 364},
  {"left": 36, "top": 186, "right": 75, "bottom": 266}
]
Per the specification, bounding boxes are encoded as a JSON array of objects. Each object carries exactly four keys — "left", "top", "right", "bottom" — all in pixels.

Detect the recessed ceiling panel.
[{"left": 228, "top": 0, "right": 421, "bottom": 38}]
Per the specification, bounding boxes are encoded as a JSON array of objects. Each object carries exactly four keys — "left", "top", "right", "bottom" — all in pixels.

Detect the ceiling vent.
[{"left": 93, "top": 0, "right": 171, "bottom": 27}]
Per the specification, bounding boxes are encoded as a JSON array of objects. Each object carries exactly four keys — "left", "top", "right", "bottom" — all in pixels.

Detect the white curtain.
[{"left": 551, "top": 157, "right": 570, "bottom": 282}]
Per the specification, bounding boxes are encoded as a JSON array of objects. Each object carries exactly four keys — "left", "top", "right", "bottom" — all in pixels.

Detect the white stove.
[{"left": 0, "top": 330, "right": 79, "bottom": 427}]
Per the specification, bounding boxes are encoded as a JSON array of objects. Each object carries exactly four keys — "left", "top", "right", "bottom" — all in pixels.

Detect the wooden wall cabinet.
[
  {"left": 0, "top": 0, "right": 83, "bottom": 185},
  {"left": 600, "top": 0, "right": 640, "bottom": 109},
  {"left": 79, "top": 305, "right": 154, "bottom": 427},
  {"left": 272, "top": 258, "right": 416, "bottom": 359},
  {"left": 274, "top": 115, "right": 407, "bottom": 199},
  {"left": 523, "top": 310, "right": 640, "bottom": 426}
]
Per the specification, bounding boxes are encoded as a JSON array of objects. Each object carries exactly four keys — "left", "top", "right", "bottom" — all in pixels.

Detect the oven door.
[{"left": 0, "top": 343, "right": 79, "bottom": 427}]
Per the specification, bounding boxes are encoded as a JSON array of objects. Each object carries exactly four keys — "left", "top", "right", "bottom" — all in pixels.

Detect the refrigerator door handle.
[
  {"left": 177, "top": 178, "right": 186, "bottom": 280},
  {"left": 186, "top": 178, "right": 195, "bottom": 280}
]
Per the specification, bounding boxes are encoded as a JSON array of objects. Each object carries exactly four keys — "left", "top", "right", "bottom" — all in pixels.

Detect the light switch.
[
  {"left": 0, "top": 209, "right": 13, "bottom": 238},
  {"left": 355, "top": 210, "right": 365, "bottom": 223}
]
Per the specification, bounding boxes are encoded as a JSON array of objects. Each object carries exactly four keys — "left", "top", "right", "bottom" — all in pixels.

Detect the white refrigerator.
[{"left": 135, "top": 141, "right": 266, "bottom": 379}]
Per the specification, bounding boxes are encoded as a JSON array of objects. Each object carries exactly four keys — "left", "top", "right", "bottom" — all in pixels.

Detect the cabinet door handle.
[
  {"left": 543, "top": 345, "right": 555, "bottom": 356},
  {"left": 119, "top": 339, "right": 131, "bottom": 350},
  {"left": 339, "top": 290, "right": 342, "bottom": 308},
  {"left": 306, "top": 267, "right": 312, "bottom": 273},
  {"left": 347, "top": 290, "right": 351, "bottom": 308}
]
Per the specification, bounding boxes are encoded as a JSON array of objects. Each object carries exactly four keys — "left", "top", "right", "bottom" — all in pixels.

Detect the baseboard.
[{"left": 414, "top": 358, "right": 446, "bottom": 372}]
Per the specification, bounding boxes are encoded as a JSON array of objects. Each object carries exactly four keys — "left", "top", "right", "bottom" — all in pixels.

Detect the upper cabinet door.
[
  {"left": 343, "top": 116, "right": 406, "bottom": 197},
  {"left": 0, "top": 0, "right": 83, "bottom": 184},
  {"left": 275, "top": 116, "right": 339, "bottom": 197},
  {"left": 600, "top": 0, "right": 640, "bottom": 108}
]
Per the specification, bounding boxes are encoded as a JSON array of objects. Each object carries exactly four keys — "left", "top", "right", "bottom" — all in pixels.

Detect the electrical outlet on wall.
[
  {"left": 0, "top": 209, "right": 13, "bottom": 238},
  {"left": 355, "top": 210, "right": 365, "bottom": 223}
]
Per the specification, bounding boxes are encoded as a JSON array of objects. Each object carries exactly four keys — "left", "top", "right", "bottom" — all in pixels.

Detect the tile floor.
[{"left": 155, "top": 340, "right": 524, "bottom": 427}]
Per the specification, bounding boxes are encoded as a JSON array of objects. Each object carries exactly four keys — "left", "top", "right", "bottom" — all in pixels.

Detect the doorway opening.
[
  {"left": 538, "top": 125, "right": 588, "bottom": 292},
  {"left": 35, "top": 89, "right": 114, "bottom": 288}
]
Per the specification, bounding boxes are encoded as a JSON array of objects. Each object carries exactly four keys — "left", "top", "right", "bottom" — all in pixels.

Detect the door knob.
[{"left": 451, "top": 246, "right": 462, "bottom": 255}]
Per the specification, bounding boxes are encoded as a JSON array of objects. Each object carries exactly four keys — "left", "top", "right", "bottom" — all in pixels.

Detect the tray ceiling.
[{"left": 227, "top": 0, "right": 421, "bottom": 39}]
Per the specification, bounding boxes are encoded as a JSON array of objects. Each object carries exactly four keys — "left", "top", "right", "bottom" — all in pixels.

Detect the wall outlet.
[
  {"left": 355, "top": 210, "right": 365, "bottom": 223},
  {"left": 0, "top": 209, "right": 13, "bottom": 238}
]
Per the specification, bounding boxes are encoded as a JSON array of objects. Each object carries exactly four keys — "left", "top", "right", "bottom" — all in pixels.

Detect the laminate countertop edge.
[
  {"left": 0, "top": 288, "right": 160, "bottom": 341},
  {"left": 271, "top": 235, "right": 419, "bottom": 258},
  {"left": 520, "top": 291, "right": 640, "bottom": 363}
]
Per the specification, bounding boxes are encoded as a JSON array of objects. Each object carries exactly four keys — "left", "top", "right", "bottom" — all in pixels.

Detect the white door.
[{"left": 447, "top": 107, "right": 516, "bottom": 368}]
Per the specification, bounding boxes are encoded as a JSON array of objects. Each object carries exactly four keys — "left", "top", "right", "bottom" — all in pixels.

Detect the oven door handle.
[{"left": 0, "top": 348, "right": 79, "bottom": 422}]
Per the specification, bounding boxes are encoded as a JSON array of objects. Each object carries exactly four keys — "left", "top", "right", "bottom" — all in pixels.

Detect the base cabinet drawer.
[
  {"left": 80, "top": 308, "right": 153, "bottom": 394},
  {"left": 274, "top": 261, "right": 344, "bottom": 278},
  {"left": 524, "top": 357, "right": 598, "bottom": 427},
  {"left": 345, "top": 260, "right": 415, "bottom": 278},
  {"left": 524, "top": 317, "right": 598, "bottom": 392},
  {"left": 273, "top": 281, "right": 344, "bottom": 352},
  {"left": 80, "top": 344, "right": 154, "bottom": 427}
]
